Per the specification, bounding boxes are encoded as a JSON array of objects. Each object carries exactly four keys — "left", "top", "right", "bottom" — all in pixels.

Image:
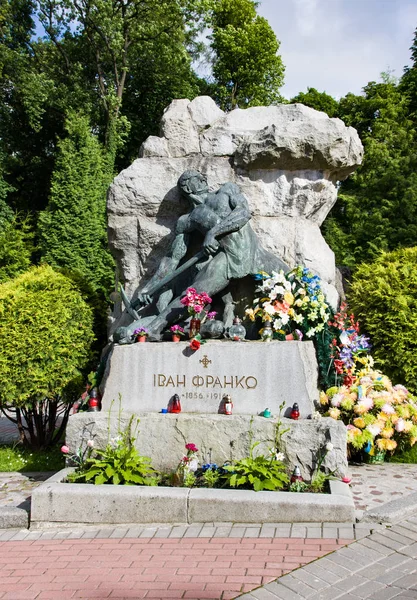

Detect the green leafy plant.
[
  {"left": 289, "top": 480, "right": 309, "bottom": 493},
  {"left": 183, "top": 471, "right": 197, "bottom": 488},
  {"left": 221, "top": 447, "right": 289, "bottom": 492},
  {"left": 67, "top": 414, "right": 158, "bottom": 486},
  {"left": 202, "top": 467, "right": 221, "bottom": 488}
]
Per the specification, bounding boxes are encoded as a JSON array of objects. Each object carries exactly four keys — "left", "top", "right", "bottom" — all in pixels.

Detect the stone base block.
[
  {"left": 0, "top": 506, "right": 29, "bottom": 529},
  {"left": 30, "top": 470, "right": 354, "bottom": 526},
  {"left": 65, "top": 412, "right": 348, "bottom": 481},
  {"left": 101, "top": 340, "right": 319, "bottom": 418},
  {"left": 30, "top": 469, "right": 188, "bottom": 525}
]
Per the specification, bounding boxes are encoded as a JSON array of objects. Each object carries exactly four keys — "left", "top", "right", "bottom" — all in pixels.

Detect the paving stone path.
[
  {"left": 239, "top": 516, "right": 417, "bottom": 600},
  {"left": 0, "top": 523, "right": 371, "bottom": 600}
]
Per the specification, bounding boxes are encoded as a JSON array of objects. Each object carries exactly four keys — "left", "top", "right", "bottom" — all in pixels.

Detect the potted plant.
[
  {"left": 170, "top": 325, "right": 185, "bottom": 342},
  {"left": 133, "top": 327, "right": 149, "bottom": 342}
]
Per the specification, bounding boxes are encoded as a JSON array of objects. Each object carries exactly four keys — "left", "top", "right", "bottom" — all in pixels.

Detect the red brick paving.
[{"left": 0, "top": 537, "right": 349, "bottom": 600}]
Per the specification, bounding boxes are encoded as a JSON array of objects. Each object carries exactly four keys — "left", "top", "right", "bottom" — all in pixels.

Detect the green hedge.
[{"left": 348, "top": 247, "right": 417, "bottom": 394}]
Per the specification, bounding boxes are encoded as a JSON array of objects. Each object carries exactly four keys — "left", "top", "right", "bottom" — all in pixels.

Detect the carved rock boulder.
[{"left": 108, "top": 96, "right": 363, "bottom": 328}]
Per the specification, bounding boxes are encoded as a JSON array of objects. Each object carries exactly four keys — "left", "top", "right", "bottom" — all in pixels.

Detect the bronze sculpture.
[{"left": 115, "top": 170, "right": 288, "bottom": 342}]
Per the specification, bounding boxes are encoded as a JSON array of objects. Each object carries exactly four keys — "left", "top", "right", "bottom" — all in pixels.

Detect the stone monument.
[
  {"left": 66, "top": 97, "right": 364, "bottom": 478},
  {"left": 107, "top": 96, "right": 363, "bottom": 338}
]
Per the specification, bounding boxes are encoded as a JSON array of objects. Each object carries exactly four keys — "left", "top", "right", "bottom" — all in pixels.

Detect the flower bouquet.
[
  {"left": 328, "top": 303, "right": 373, "bottom": 387},
  {"left": 246, "top": 267, "right": 330, "bottom": 340},
  {"left": 320, "top": 370, "right": 417, "bottom": 456},
  {"left": 180, "top": 287, "right": 213, "bottom": 338}
]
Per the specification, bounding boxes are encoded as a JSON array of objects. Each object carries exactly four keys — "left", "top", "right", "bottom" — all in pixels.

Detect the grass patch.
[{"left": 0, "top": 444, "right": 65, "bottom": 472}]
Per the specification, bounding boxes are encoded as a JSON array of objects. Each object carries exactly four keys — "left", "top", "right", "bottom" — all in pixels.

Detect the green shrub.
[
  {"left": 348, "top": 247, "right": 417, "bottom": 394},
  {"left": 0, "top": 265, "right": 95, "bottom": 448}
]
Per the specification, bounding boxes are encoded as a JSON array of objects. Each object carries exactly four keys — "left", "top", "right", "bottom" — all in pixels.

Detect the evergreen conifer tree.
[{"left": 38, "top": 113, "right": 114, "bottom": 294}]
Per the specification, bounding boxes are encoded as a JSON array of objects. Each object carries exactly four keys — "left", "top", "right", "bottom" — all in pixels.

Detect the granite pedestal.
[{"left": 100, "top": 340, "right": 318, "bottom": 417}]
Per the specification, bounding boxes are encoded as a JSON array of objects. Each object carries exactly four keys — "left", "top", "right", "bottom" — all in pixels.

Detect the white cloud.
[{"left": 257, "top": 0, "right": 415, "bottom": 99}]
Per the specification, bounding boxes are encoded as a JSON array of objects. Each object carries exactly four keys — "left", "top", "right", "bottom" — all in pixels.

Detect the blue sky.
[{"left": 258, "top": 0, "right": 417, "bottom": 99}]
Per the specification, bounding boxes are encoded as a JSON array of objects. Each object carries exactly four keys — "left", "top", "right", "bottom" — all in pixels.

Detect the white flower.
[
  {"left": 263, "top": 302, "right": 276, "bottom": 315},
  {"left": 366, "top": 424, "right": 381, "bottom": 437},
  {"left": 339, "top": 330, "right": 351, "bottom": 346},
  {"left": 87, "top": 440, "right": 95, "bottom": 448},
  {"left": 325, "top": 442, "right": 334, "bottom": 452},
  {"left": 382, "top": 403, "right": 395, "bottom": 415},
  {"left": 273, "top": 318, "right": 282, "bottom": 330},
  {"left": 331, "top": 393, "right": 343, "bottom": 407},
  {"left": 275, "top": 452, "right": 285, "bottom": 461},
  {"left": 306, "top": 328, "right": 315, "bottom": 338},
  {"left": 280, "top": 313, "right": 290, "bottom": 325},
  {"left": 188, "top": 458, "right": 199, "bottom": 472},
  {"left": 312, "top": 411, "right": 322, "bottom": 421}
]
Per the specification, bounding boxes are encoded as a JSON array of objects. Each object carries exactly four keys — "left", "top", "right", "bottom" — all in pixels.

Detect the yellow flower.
[
  {"left": 381, "top": 427, "right": 394, "bottom": 439},
  {"left": 328, "top": 407, "right": 341, "bottom": 420},
  {"left": 404, "top": 420, "right": 413, "bottom": 432},
  {"left": 353, "top": 417, "right": 366, "bottom": 429},
  {"left": 410, "top": 437, "right": 417, "bottom": 446},
  {"left": 320, "top": 391, "right": 329, "bottom": 406},
  {"left": 376, "top": 438, "right": 388, "bottom": 450},
  {"left": 284, "top": 291, "right": 294, "bottom": 305},
  {"left": 245, "top": 308, "right": 255, "bottom": 322},
  {"left": 386, "top": 439, "right": 397, "bottom": 451}
]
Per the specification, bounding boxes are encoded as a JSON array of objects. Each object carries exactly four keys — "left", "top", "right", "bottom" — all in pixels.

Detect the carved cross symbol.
[{"left": 199, "top": 355, "right": 212, "bottom": 369}]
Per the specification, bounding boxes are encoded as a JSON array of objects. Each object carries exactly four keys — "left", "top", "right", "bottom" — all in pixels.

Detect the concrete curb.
[
  {"left": 361, "top": 490, "right": 417, "bottom": 524},
  {"left": 30, "top": 469, "right": 355, "bottom": 527},
  {"left": 0, "top": 506, "right": 29, "bottom": 529}
]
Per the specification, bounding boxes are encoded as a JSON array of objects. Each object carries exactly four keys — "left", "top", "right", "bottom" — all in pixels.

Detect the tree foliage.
[
  {"left": 290, "top": 87, "right": 339, "bottom": 118},
  {"left": 0, "top": 216, "right": 34, "bottom": 283},
  {"left": 38, "top": 112, "right": 114, "bottom": 294},
  {"left": 323, "top": 80, "right": 417, "bottom": 267},
  {"left": 208, "top": 0, "right": 284, "bottom": 110},
  {"left": 347, "top": 247, "right": 417, "bottom": 394}
]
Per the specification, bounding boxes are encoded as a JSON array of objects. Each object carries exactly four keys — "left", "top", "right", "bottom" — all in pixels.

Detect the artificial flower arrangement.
[
  {"left": 320, "top": 370, "right": 417, "bottom": 454},
  {"left": 133, "top": 326, "right": 149, "bottom": 341},
  {"left": 170, "top": 325, "right": 185, "bottom": 341},
  {"left": 327, "top": 302, "right": 372, "bottom": 387},
  {"left": 180, "top": 287, "right": 213, "bottom": 319},
  {"left": 246, "top": 267, "right": 330, "bottom": 339}
]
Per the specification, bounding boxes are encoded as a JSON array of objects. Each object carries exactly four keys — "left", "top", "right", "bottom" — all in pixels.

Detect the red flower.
[
  {"left": 185, "top": 443, "right": 198, "bottom": 452},
  {"left": 190, "top": 338, "right": 201, "bottom": 351},
  {"left": 334, "top": 359, "right": 344, "bottom": 374}
]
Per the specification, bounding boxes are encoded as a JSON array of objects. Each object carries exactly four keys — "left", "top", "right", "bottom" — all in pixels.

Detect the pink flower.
[
  {"left": 193, "top": 304, "right": 203, "bottom": 313},
  {"left": 61, "top": 445, "right": 69, "bottom": 454},
  {"left": 207, "top": 311, "right": 217, "bottom": 320},
  {"left": 87, "top": 440, "right": 95, "bottom": 448},
  {"left": 395, "top": 418, "right": 405, "bottom": 432}
]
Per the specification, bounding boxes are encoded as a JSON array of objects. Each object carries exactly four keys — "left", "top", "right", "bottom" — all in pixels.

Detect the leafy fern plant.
[{"left": 67, "top": 414, "right": 158, "bottom": 486}]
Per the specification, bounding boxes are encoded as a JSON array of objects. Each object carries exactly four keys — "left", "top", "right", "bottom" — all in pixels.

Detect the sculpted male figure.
[{"left": 116, "top": 170, "right": 288, "bottom": 341}]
